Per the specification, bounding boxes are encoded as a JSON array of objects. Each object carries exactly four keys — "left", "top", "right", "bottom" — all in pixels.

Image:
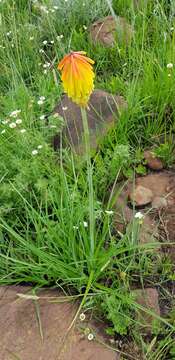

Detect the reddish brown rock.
[
  {"left": 152, "top": 196, "right": 167, "bottom": 209},
  {"left": 144, "top": 150, "right": 164, "bottom": 170},
  {"left": 89, "top": 16, "right": 133, "bottom": 47},
  {"left": 129, "top": 185, "right": 153, "bottom": 207},
  {"left": 114, "top": 171, "right": 175, "bottom": 250},
  {"left": 133, "top": 288, "right": 160, "bottom": 334},
  {"left": 0, "top": 286, "right": 119, "bottom": 360},
  {"left": 53, "top": 89, "right": 127, "bottom": 154}
]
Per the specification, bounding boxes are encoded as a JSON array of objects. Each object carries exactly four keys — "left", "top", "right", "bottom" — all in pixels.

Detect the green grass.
[{"left": 0, "top": 0, "right": 175, "bottom": 358}]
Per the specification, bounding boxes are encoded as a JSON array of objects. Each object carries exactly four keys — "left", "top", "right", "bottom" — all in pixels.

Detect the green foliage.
[
  {"left": 0, "top": 0, "right": 175, "bottom": 353},
  {"left": 101, "top": 292, "right": 133, "bottom": 335}
]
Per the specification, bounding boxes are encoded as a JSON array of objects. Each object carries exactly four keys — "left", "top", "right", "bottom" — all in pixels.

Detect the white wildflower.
[
  {"left": 10, "top": 109, "right": 21, "bottom": 118},
  {"left": 37, "top": 145, "right": 43, "bottom": 149},
  {"left": 43, "top": 62, "right": 50, "bottom": 68},
  {"left": 20, "top": 129, "right": 26, "bottom": 133},
  {"left": 29, "top": 36, "right": 34, "bottom": 41},
  {"left": 9, "top": 122, "right": 16, "bottom": 128},
  {"left": 62, "top": 106, "right": 68, "bottom": 111},
  {"left": 2, "top": 119, "right": 9, "bottom": 124},
  {"left": 83, "top": 221, "right": 88, "bottom": 228},
  {"left": 87, "top": 333, "right": 94, "bottom": 341},
  {"left": 57, "top": 35, "right": 63, "bottom": 41},
  {"left": 167, "top": 63, "right": 173, "bottom": 69},
  {"left": 43, "top": 40, "right": 47, "bottom": 45},
  {"left": 39, "top": 49, "right": 44, "bottom": 53},
  {"left": 32, "top": 149, "right": 38, "bottom": 155},
  {"left": 1, "top": 129, "right": 6, "bottom": 134},
  {"left": 16, "top": 119, "right": 22, "bottom": 124},
  {"left": 79, "top": 313, "right": 86, "bottom": 321},
  {"left": 37, "top": 96, "right": 45, "bottom": 105},
  {"left": 50, "top": 40, "right": 54, "bottom": 44},
  {"left": 39, "top": 115, "right": 45, "bottom": 120},
  {"left": 105, "top": 210, "right": 114, "bottom": 215},
  {"left": 83, "top": 25, "right": 87, "bottom": 30},
  {"left": 6, "top": 31, "right": 12, "bottom": 36},
  {"left": 73, "top": 226, "right": 79, "bottom": 230},
  {"left": 134, "top": 212, "right": 144, "bottom": 220}
]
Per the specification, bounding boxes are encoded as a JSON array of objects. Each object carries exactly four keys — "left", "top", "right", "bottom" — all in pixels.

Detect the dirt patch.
[
  {"left": 0, "top": 286, "right": 119, "bottom": 360},
  {"left": 114, "top": 170, "right": 175, "bottom": 255}
]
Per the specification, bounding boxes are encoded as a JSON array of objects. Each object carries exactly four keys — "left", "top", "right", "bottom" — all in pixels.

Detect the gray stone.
[
  {"left": 53, "top": 89, "right": 127, "bottom": 154},
  {"left": 89, "top": 16, "right": 133, "bottom": 47}
]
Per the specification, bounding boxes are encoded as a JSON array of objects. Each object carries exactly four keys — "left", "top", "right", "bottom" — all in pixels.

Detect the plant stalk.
[{"left": 81, "top": 107, "right": 95, "bottom": 262}]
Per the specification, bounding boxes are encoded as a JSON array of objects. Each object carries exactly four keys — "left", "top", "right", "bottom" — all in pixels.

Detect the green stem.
[{"left": 81, "top": 107, "right": 95, "bottom": 262}]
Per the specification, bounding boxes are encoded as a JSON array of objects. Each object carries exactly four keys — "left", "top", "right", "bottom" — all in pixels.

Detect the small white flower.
[
  {"left": 1, "top": 129, "right": 6, "bottom": 134},
  {"left": 37, "top": 100, "right": 44, "bottom": 105},
  {"left": 134, "top": 212, "right": 144, "bottom": 220},
  {"left": 170, "top": 27, "right": 174, "bottom": 31},
  {"left": 168, "top": 73, "right": 171, "bottom": 77},
  {"left": 83, "top": 25, "right": 87, "bottom": 30},
  {"left": 32, "top": 149, "right": 38, "bottom": 155},
  {"left": 37, "top": 97, "right": 45, "bottom": 105},
  {"left": 39, "top": 115, "right": 45, "bottom": 120},
  {"left": 57, "top": 35, "right": 63, "bottom": 41},
  {"left": 43, "top": 40, "right": 47, "bottom": 45},
  {"left": 39, "top": 49, "right": 44, "bottom": 53},
  {"left": 6, "top": 31, "right": 12, "bottom": 36},
  {"left": 9, "top": 122, "right": 16, "bottom": 128},
  {"left": 50, "top": 40, "right": 54, "bottom": 44},
  {"left": 16, "top": 118, "right": 22, "bottom": 124},
  {"left": 43, "top": 62, "right": 50, "bottom": 68},
  {"left": 10, "top": 109, "right": 21, "bottom": 118},
  {"left": 2, "top": 119, "right": 9, "bottom": 124},
  {"left": 11, "top": 44, "right": 14, "bottom": 48},
  {"left": 62, "top": 106, "right": 68, "bottom": 111},
  {"left": 105, "top": 210, "right": 114, "bottom": 215},
  {"left": 79, "top": 313, "right": 86, "bottom": 321},
  {"left": 73, "top": 225, "right": 79, "bottom": 230},
  {"left": 83, "top": 221, "right": 88, "bottom": 228},
  {"left": 40, "top": 5, "right": 49, "bottom": 14},
  {"left": 37, "top": 145, "right": 43, "bottom": 149},
  {"left": 29, "top": 36, "right": 34, "bottom": 41},
  {"left": 20, "top": 129, "right": 26, "bottom": 133},
  {"left": 88, "top": 333, "right": 94, "bottom": 341},
  {"left": 167, "top": 63, "right": 173, "bottom": 69}
]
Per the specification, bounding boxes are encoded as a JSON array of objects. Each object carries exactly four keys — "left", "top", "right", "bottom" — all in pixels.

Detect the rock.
[
  {"left": 133, "top": 288, "right": 160, "bottom": 335},
  {"left": 152, "top": 196, "right": 168, "bottom": 209},
  {"left": 129, "top": 185, "right": 153, "bottom": 207},
  {"left": 89, "top": 16, "right": 133, "bottom": 47},
  {"left": 159, "top": 204, "right": 175, "bottom": 266},
  {"left": 144, "top": 150, "right": 164, "bottom": 170},
  {"left": 0, "top": 286, "right": 119, "bottom": 360},
  {"left": 53, "top": 89, "right": 127, "bottom": 154}
]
